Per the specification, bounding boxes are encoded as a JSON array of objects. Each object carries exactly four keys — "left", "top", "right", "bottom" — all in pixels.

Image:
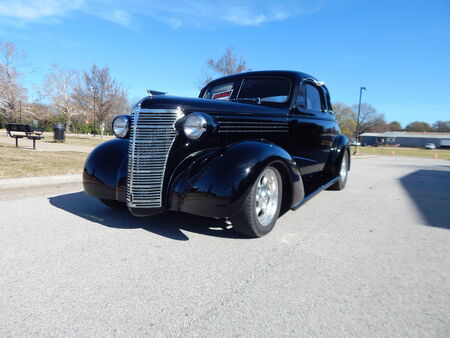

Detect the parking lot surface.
[{"left": 1, "top": 156, "right": 449, "bottom": 337}]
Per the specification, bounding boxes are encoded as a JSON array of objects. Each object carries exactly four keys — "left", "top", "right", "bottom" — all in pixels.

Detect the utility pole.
[{"left": 354, "top": 86, "right": 366, "bottom": 155}]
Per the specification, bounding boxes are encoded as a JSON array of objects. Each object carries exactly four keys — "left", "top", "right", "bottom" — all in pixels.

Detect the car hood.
[{"left": 139, "top": 95, "right": 288, "bottom": 117}]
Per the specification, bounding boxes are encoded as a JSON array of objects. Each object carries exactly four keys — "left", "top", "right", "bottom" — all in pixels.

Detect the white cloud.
[
  {"left": 167, "top": 18, "right": 182, "bottom": 30},
  {"left": 221, "top": 3, "right": 296, "bottom": 26},
  {"left": 0, "top": 0, "right": 84, "bottom": 24},
  {"left": 102, "top": 8, "right": 133, "bottom": 27},
  {"left": 136, "top": 1, "right": 324, "bottom": 27},
  {"left": 0, "top": 0, "right": 324, "bottom": 29}
]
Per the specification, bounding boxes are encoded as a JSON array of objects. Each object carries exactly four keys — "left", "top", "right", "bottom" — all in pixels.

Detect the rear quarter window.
[
  {"left": 203, "top": 82, "right": 234, "bottom": 100},
  {"left": 305, "top": 84, "right": 322, "bottom": 111}
]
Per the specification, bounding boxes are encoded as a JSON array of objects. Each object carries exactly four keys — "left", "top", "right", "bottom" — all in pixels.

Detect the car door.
[{"left": 288, "top": 81, "right": 338, "bottom": 176}]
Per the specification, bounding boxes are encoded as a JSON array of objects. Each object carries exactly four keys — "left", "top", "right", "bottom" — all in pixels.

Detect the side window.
[
  {"left": 305, "top": 84, "right": 322, "bottom": 112},
  {"left": 322, "top": 86, "right": 333, "bottom": 111},
  {"left": 296, "top": 85, "right": 306, "bottom": 109}
]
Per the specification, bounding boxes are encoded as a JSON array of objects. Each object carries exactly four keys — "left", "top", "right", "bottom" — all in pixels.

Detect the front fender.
[
  {"left": 169, "top": 140, "right": 304, "bottom": 218},
  {"left": 83, "top": 139, "right": 129, "bottom": 201}
]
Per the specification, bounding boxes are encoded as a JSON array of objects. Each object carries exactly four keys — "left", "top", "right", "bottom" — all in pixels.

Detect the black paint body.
[{"left": 83, "top": 71, "right": 349, "bottom": 218}]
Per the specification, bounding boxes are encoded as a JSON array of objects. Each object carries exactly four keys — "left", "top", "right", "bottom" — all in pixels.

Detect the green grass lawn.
[
  {"left": 353, "top": 146, "right": 450, "bottom": 160},
  {"left": 1, "top": 137, "right": 448, "bottom": 180},
  {"left": 0, "top": 144, "right": 87, "bottom": 178}
]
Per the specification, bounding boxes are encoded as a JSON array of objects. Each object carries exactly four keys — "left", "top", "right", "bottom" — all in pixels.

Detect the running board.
[{"left": 290, "top": 176, "right": 339, "bottom": 210}]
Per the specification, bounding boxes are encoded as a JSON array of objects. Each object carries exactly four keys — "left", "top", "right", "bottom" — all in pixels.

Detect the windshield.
[
  {"left": 237, "top": 78, "right": 290, "bottom": 103},
  {"left": 203, "top": 77, "right": 291, "bottom": 106},
  {"left": 203, "top": 82, "right": 235, "bottom": 100}
]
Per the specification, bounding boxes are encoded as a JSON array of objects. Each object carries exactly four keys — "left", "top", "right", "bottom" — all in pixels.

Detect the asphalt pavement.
[{"left": 1, "top": 156, "right": 449, "bottom": 337}]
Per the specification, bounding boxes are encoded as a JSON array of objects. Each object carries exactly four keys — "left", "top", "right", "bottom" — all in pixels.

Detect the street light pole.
[{"left": 354, "top": 86, "right": 366, "bottom": 155}]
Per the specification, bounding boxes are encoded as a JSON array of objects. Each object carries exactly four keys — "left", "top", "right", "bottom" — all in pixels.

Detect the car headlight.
[
  {"left": 183, "top": 112, "right": 207, "bottom": 140},
  {"left": 112, "top": 115, "right": 130, "bottom": 139}
]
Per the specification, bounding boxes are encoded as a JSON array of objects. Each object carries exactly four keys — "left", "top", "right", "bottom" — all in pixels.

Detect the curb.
[{"left": 0, "top": 174, "right": 82, "bottom": 192}]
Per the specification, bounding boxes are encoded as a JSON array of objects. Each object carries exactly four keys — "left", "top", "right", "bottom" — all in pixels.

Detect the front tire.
[
  {"left": 231, "top": 166, "right": 282, "bottom": 238},
  {"left": 328, "top": 150, "right": 349, "bottom": 191}
]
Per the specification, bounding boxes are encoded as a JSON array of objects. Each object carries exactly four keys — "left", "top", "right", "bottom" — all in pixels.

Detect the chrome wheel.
[
  {"left": 255, "top": 168, "right": 279, "bottom": 227},
  {"left": 231, "top": 165, "right": 282, "bottom": 237},
  {"left": 340, "top": 152, "right": 348, "bottom": 181}
]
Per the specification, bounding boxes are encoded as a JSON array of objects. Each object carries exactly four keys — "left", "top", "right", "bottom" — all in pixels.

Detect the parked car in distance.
[
  {"left": 83, "top": 71, "right": 350, "bottom": 237},
  {"left": 350, "top": 140, "right": 361, "bottom": 146},
  {"left": 425, "top": 143, "right": 436, "bottom": 150}
]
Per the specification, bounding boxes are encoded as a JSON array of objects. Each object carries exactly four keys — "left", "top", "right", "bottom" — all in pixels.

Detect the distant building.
[{"left": 360, "top": 132, "right": 450, "bottom": 148}]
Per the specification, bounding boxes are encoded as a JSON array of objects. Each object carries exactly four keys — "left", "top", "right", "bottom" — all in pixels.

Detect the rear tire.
[
  {"left": 328, "top": 150, "right": 349, "bottom": 191},
  {"left": 99, "top": 198, "right": 126, "bottom": 209},
  {"left": 231, "top": 165, "right": 282, "bottom": 238}
]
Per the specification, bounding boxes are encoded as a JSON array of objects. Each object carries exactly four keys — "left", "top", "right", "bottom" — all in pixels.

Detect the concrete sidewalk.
[{"left": 0, "top": 174, "right": 82, "bottom": 200}]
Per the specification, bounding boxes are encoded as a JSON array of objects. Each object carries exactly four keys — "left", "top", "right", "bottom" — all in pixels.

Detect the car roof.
[{"left": 204, "top": 70, "right": 317, "bottom": 87}]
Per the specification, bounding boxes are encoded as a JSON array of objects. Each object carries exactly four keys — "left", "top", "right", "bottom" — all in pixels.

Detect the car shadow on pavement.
[
  {"left": 48, "top": 191, "right": 246, "bottom": 241},
  {"left": 399, "top": 169, "right": 450, "bottom": 230}
]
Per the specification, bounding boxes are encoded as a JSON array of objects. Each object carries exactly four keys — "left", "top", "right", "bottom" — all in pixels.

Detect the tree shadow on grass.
[
  {"left": 399, "top": 168, "right": 450, "bottom": 230},
  {"left": 48, "top": 191, "right": 246, "bottom": 241}
]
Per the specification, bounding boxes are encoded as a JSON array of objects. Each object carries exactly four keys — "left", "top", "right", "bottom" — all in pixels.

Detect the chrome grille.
[{"left": 127, "top": 108, "right": 181, "bottom": 209}]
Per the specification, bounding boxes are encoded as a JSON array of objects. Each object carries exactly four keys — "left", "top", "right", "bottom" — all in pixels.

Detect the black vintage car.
[{"left": 83, "top": 71, "right": 350, "bottom": 237}]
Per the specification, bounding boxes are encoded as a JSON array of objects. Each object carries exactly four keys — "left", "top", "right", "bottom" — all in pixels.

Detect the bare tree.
[
  {"left": 73, "top": 64, "right": 128, "bottom": 137},
  {"left": 207, "top": 47, "right": 248, "bottom": 75},
  {"left": 0, "top": 41, "right": 27, "bottom": 123},
  {"left": 198, "top": 47, "right": 250, "bottom": 88},
  {"left": 27, "top": 102, "right": 50, "bottom": 124},
  {"left": 332, "top": 102, "right": 356, "bottom": 137},
  {"left": 352, "top": 103, "right": 386, "bottom": 135},
  {"left": 40, "top": 65, "right": 81, "bottom": 131}
]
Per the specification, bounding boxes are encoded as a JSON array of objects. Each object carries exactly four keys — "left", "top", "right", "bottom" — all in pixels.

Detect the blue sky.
[{"left": 0, "top": 0, "right": 449, "bottom": 126}]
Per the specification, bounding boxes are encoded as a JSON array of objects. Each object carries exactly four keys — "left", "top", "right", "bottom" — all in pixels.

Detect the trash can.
[{"left": 53, "top": 123, "right": 66, "bottom": 142}]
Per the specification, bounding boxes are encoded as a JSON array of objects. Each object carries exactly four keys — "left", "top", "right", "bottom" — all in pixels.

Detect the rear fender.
[{"left": 324, "top": 134, "right": 350, "bottom": 177}]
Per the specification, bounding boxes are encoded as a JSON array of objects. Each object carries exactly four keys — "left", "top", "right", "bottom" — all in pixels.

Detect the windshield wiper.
[{"left": 230, "top": 97, "right": 261, "bottom": 104}]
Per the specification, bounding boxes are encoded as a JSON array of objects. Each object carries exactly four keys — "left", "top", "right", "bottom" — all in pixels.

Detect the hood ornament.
[{"left": 147, "top": 90, "right": 167, "bottom": 96}]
